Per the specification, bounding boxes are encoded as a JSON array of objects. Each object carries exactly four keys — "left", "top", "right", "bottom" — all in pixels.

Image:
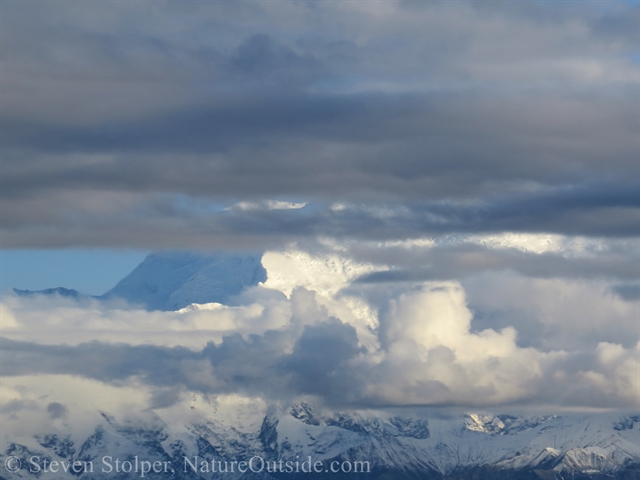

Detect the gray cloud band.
[
  {"left": 1, "top": 1, "right": 637, "bottom": 248},
  {"left": 1, "top": 189, "right": 637, "bottom": 250}
]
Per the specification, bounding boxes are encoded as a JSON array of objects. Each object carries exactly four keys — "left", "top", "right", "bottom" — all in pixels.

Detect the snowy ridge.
[{"left": 3, "top": 399, "right": 640, "bottom": 479}]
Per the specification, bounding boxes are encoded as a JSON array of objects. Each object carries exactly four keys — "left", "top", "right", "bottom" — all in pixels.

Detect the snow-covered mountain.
[
  {"left": 101, "top": 251, "right": 267, "bottom": 311},
  {"left": 3, "top": 399, "right": 640, "bottom": 479}
]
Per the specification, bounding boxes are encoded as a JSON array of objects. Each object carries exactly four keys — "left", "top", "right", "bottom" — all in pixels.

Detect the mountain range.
[{"left": 3, "top": 397, "right": 640, "bottom": 479}]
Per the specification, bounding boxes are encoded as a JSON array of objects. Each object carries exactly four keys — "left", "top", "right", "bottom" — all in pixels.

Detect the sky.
[
  {"left": 1, "top": 0, "right": 639, "bottom": 425},
  {"left": 0, "top": 249, "right": 148, "bottom": 295}
]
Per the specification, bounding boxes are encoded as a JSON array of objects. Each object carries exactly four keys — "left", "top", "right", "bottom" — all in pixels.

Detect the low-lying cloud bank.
[{"left": 2, "top": 242, "right": 638, "bottom": 415}]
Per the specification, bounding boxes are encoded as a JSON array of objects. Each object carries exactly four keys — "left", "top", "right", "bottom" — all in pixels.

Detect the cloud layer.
[
  {"left": 1, "top": 0, "right": 637, "bottom": 433},
  {"left": 2, "top": 243, "right": 638, "bottom": 413},
  {"left": 1, "top": 0, "right": 637, "bottom": 248}
]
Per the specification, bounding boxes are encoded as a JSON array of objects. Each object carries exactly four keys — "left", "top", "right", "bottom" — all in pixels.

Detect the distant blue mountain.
[{"left": 13, "top": 287, "right": 87, "bottom": 299}]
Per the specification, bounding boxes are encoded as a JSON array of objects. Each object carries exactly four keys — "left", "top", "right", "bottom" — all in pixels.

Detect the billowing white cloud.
[{"left": 1, "top": 243, "right": 637, "bottom": 413}]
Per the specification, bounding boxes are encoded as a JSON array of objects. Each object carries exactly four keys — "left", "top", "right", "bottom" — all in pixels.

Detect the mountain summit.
[{"left": 101, "top": 251, "right": 267, "bottom": 311}]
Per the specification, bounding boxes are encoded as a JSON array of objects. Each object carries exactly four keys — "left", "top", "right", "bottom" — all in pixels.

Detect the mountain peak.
[{"left": 101, "top": 251, "right": 267, "bottom": 311}]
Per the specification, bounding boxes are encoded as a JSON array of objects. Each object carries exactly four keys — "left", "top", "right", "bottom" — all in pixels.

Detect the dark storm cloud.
[
  {"left": 3, "top": 90, "right": 636, "bottom": 197},
  {"left": 1, "top": 0, "right": 637, "bottom": 247},
  {"left": 0, "top": 320, "right": 360, "bottom": 403},
  {"left": 283, "top": 319, "right": 364, "bottom": 396},
  {"left": 1, "top": 181, "right": 636, "bottom": 249},
  {"left": 0, "top": 335, "right": 269, "bottom": 393},
  {"left": 0, "top": 338, "right": 199, "bottom": 386}
]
